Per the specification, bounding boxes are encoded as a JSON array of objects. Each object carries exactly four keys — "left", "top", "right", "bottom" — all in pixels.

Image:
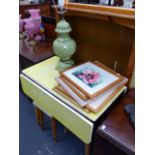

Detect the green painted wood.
[{"left": 20, "top": 74, "right": 93, "bottom": 144}]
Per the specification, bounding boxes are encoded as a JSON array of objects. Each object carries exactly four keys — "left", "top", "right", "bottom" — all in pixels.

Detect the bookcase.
[{"left": 56, "top": 1, "right": 135, "bottom": 83}]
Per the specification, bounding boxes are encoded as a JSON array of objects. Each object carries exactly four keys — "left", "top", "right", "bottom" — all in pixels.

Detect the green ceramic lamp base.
[
  {"left": 53, "top": 19, "right": 76, "bottom": 72},
  {"left": 56, "top": 59, "right": 75, "bottom": 72}
]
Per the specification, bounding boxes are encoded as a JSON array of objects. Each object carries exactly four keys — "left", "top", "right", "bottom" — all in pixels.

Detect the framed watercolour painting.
[{"left": 62, "top": 61, "right": 126, "bottom": 99}]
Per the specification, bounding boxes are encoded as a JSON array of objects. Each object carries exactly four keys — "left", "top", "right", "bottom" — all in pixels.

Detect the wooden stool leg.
[
  {"left": 51, "top": 117, "right": 58, "bottom": 143},
  {"left": 35, "top": 107, "right": 41, "bottom": 126},
  {"left": 38, "top": 110, "right": 44, "bottom": 130},
  {"left": 85, "top": 144, "right": 90, "bottom": 155}
]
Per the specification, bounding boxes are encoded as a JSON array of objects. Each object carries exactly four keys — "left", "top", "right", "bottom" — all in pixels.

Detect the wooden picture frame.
[
  {"left": 86, "top": 85, "right": 124, "bottom": 113},
  {"left": 53, "top": 83, "right": 125, "bottom": 113},
  {"left": 60, "top": 76, "right": 88, "bottom": 100},
  {"left": 62, "top": 61, "right": 125, "bottom": 99}
]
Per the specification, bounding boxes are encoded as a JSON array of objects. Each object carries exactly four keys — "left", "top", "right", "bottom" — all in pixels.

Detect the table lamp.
[{"left": 52, "top": 0, "right": 76, "bottom": 72}]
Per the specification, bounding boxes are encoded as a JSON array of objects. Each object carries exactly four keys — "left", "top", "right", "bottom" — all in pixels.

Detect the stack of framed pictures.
[{"left": 53, "top": 61, "right": 128, "bottom": 113}]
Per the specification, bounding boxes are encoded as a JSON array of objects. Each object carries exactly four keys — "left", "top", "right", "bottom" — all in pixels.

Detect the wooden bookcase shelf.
[
  {"left": 65, "top": 2, "right": 135, "bottom": 29},
  {"left": 55, "top": 2, "right": 135, "bottom": 84},
  {"left": 67, "top": 3, "right": 134, "bottom": 19}
]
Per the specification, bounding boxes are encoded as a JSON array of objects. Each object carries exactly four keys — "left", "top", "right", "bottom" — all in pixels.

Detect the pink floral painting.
[{"left": 72, "top": 68, "right": 102, "bottom": 88}]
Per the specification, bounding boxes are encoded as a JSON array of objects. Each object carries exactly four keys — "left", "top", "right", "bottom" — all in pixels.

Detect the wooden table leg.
[
  {"left": 35, "top": 107, "right": 41, "bottom": 126},
  {"left": 51, "top": 117, "right": 58, "bottom": 143},
  {"left": 85, "top": 144, "right": 90, "bottom": 155},
  {"left": 35, "top": 107, "right": 44, "bottom": 130},
  {"left": 38, "top": 110, "right": 44, "bottom": 130}
]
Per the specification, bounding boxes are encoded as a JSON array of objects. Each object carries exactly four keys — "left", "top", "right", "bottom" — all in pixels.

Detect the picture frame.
[
  {"left": 60, "top": 76, "right": 88, "bottom": 100},
  {"left": 86, "top": 85, "right": 124, "bottom": 113},
  {"left": 53, "top": 81, "right": 125, "bottom": 113},
  {"left": 62, "top": 61, "right": 125, "bottom": 99}
]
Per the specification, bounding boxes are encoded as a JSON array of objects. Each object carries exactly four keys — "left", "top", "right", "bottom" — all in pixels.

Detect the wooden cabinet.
[
  {"left": 94, "top": 89, "right": 135, "bottom": 155},
  {"left": 19, "top": 1, "right": 52, "bottom": 17},
  {"left": 56, "top": 2, "right": 135, "bottom": 83}
]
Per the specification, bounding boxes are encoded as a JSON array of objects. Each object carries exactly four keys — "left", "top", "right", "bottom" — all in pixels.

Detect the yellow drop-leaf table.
[{"left": 20, "top": 56, "right": 125, "bottom": 155}]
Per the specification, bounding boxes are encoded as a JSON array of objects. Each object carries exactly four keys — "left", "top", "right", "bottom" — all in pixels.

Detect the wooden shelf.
[
  {"left": 65, "top": 3, "right": 135, "bottom": 29},
  {"left": 67, "top": 3, "right": 134, "bottom": 19}
]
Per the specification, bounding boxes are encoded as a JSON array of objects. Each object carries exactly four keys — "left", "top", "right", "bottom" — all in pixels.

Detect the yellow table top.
[{"left": 22, "top": 56, "right": 125, "bottom": 122}]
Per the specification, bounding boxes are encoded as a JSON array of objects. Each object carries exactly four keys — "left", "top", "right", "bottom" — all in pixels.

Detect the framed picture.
[
  {"left": 62, "top": 61, "right": 125, "bottom": 99},
  {"left": 86, "top": 85, "right": 124, "bottom": 113}
]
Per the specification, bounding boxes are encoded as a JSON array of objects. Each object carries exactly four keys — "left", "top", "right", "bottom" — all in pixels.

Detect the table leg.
[
  {"left": 38, "top": 110, "right": 44, "bottom": 130},
  {"left": 35, "top": 107, "right": 44, "bottom": 130},
  {"left": 51, "top": 117, "right": 58, "bottom": 143},
  {"left": 35, "top": 107, "right": 41, "bottom": 126},
  {"left": 85, "top": 144, "right": 90, "bottom": 155}
]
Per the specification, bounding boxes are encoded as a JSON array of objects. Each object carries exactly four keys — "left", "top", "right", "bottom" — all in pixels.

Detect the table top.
[
  {"left": 22, "top": 56, "right": 126, "bottom": 122},
  {"left": 19, "top": 38, "right": 54, "bottom": 63}
]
